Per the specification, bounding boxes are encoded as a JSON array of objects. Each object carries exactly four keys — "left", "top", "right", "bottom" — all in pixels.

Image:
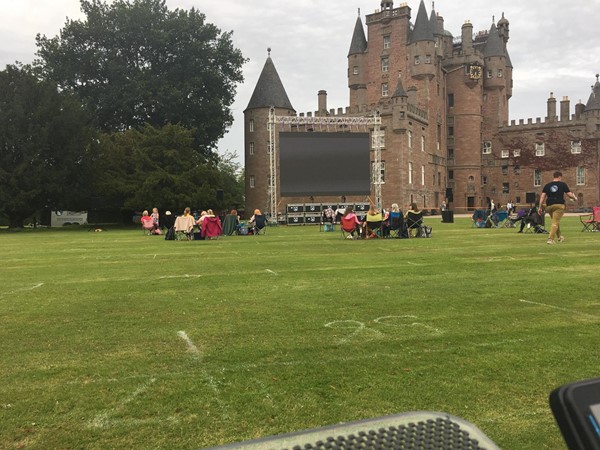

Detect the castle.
[{"left": 244, "top": 0, "right": 600, "bottom": 217}]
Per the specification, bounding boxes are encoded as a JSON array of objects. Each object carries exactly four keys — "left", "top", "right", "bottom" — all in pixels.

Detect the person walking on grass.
[{"left": 538, "top": 171, "right": 577, "bottom": 244}]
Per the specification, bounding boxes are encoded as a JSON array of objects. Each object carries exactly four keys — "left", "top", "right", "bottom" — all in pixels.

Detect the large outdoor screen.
[{"left": 279, "top": 132, "right": 371, "bottom": 196}]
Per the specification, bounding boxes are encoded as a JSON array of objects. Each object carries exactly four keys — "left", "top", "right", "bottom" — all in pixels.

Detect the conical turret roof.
[
  {"left": 585, "top": 74, "right": 600, "bottom": 111},
  {"left": 348, "top": 15, "right": 367, "bottom": 56},
  {"left": 392, "top": 78, "right": 407, "bottom": 98},
  {"left": 410, "top": 0, "right": 435, "bottom": 43},
  {"left": 483, "top": 22, "right": 505, "bottom": 58},
  {"left": 245, "top": 54, "right": 294, "bottom": 112}
]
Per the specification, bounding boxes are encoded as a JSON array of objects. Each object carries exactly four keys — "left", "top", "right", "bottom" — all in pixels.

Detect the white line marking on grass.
[
  {"left": 406, "top": 261, "right": 420, "bottom": 266},
  {"left": 324, "top": 320, "right": 383, "bottom": 344},
  {"left": 177, "top": 331, "right": 201, "bottom": 360},
  {"left": 265, "top": 269, "right": 278, "bottom": 276},
  {"left": 519, "top": 299, "right": 599, "bottom": 319},
  {"left": 88, "top": 378, "right": 157, "bottom": 429},
  {"left": 177, "top": 331, "right": 221, "bottom": 397},
  {"left": 0, "top": 282, "right": 44, "bottom": 299},
  {"left": 158, "top": 274, "right": 202, "bottom": 279}
]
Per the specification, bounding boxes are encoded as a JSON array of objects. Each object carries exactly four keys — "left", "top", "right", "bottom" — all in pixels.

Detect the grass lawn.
[{"left": 0, "top": 216, "right": 598, "bottom": 449}]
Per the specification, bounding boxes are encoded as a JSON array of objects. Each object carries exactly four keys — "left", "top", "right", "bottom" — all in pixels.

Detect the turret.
[
  {"left": 461, "top": 21, "right": 473, "bottom": 55},
  {"left": 482, "top": 21, "right": 507, "bottom": 91},
  {"left": 348, "top": 10, "right": 367, "bottom": 110},
  {"left": 409, "top": 0, "right": 436, "bottom": 81},
  {"left": 583, "top": 74, "right": 600, "bottom": 131},
  {"left": 391, "top": 77, "right": 408, "bottom": 131},
  {"left": 244, "top": 49, "right": 295, "bottom": 213}
]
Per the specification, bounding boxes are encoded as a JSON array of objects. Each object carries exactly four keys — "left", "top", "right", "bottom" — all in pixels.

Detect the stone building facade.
[{"left": 244, "top": 0, "right": 600, "bottom": 216}]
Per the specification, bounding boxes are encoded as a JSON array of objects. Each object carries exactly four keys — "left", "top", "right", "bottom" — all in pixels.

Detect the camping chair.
[
  {"left": 320, "top": 207, "right": 336, "bottom": 232},
  {"left": 579, "top": 206, "right": 600, "bottom": 232},
  {"left": 406, "top": 211, "right": 426, "bottom": 237},
  {"left": 364, "top": 212, "right": 383, "bottom": 239},
  {"left": 340, "top": 215, "right": 359, "bottom": 239},
  {"left": 201, "top": 216, "right": 222, "bottom": 239},
  {"left": 141, "top": 216, "right": 155, "bottom": 235},
  {"left": 503, "top": 211, "right": 520, "bottom": 228},
  {"left": 174, "top": 215, "right": 195, "bottom": 240},
  {"left": 222, "top": 214, "right": 239, "bottom": 236},
  {"left": 252, "top": 214, "right": 268, "bottom": 235},
  {"left": 495, "top": 210, "right": 509, "bottom": 227},
  {"left": 471, "top": 209, "right": 488, "bottom": 228},
  {"left": 387, "top": 211, "right": 408, "bottom": 238}
]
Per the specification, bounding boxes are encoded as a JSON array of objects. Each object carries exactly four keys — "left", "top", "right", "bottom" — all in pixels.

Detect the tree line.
[{"left": 0, "top": 0, "right": 246, "bottom": 228}]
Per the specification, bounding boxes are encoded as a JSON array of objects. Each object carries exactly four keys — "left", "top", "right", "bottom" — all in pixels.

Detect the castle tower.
[
  {"left": 408, "top": 0, "right": 437, "bottom": 85},
  {"left": 348, "top": 11, "right": 368, "bottom": 111},
  {"left": 482, "top": 20, "right": 509, "bottom": 129},
  {"left": 583, "top": 74, "right": 600, "bottom": 133},
  {"left": 244, "top": 50, "right": 295, "bottom": 213}
]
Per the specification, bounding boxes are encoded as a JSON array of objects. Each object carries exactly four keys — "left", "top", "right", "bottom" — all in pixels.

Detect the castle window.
[
  {"left": 447, "top": 93, "right": 454, "bottom": 107},
  {"left": 577, "top": 166, "right": 585, "bottom": 185},
  {"left": 353, "top": 66, "right": 359, "bottom": 75},
  {"left": 381, "top": 83, "right": 389, "bottom": 97},
  {"left": 503, "top": 182, "right": 509, "bottom": 193},
  {"left": 482, "top": 141, "right": 492, "bottom": 154},
  {"left": 487, "top": 70, "right": 493, "bottom": 78},
  {"left": 421, "top": 165, "right": 425, "bottom": 185},
  {"left": 571, "top": 140, "right": 582, "bottom": 154},
  {"left": 425, "top": 54, "right": 431, "bottom": 64},
  {"left": 501, "top": 149, "right": 509, "bottom": 158},
  {"left": 482, "top": 176, "right": 488, "bottom": 185},
  {"left": 513, "top": 148, "right": 521, "bottom": 157},
  {"left": 421, "top": 135, "right": 425, "bottom": 152},
  {"left": 448, "top": 126, "right": 454, "bottom": 137},
  {"left": 535, "top": 142, "right": 545, "bottom": 156},
  {"left": 534, "top": 168, "right": 542, "bottom": 187},
  {"left": 408, "top": 162, "right": 413, "bottom": 184},
  {"left": 383, "top": 35, "right": 390, "bottom": 49},
  {"left": 497, "top": 69, "right": 503, "bottom": 78},
  {"left": 249, "top": 175, "right": 255, "bottom": 188},
  {"left": 502, "top": 165, "right": 508, "bottom": 175},
  {"left": 449, "top": 170, "right": 454, "bottom": 180},
  {"left": 408, "top": 131, "right": 413, "bottom": 148},
  {"left": 514, "top": 165, "right": 521, "bottom": 175},
  {"left": 249, "top": 142, "right": 254, "bottom": 156},
  {"left": 249, "top": 119, "right": 254, "bottom": 132},
  {"left": 381, "top": 58, "right": 389, "bottom": 72},
  {"left": 414, "top": 56, "right": 420, "bottom": 65}
]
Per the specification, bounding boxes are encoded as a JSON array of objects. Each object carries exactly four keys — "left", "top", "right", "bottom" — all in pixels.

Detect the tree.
[
  {"left": 35, "top": 0, "right": 246, "bottom": 157},
  {"left": 0, "top": 65, "right": 95, "bottom": 228},
  {"left": 94, "top": 123, "right": 243, "bottom": 213}
]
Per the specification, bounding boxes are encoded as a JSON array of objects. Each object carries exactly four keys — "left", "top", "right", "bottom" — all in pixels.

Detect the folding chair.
[
  {"left": 252, "top": 214, "right": 268, "bottom": 235},
  {"left": 141, "top": 216, "right": 155, "bottom": 235},
  {"left": 406, "top": 211, "right": 426, "bottom": 238},
  {"left": 174, "top": 215, "right": 195, "bottom": 240},
  {"left": 201, "top": 216, "right": 222, "bottom": 239},
  {"left": 503, "top": 212, "right": 519, "bottom": 228},
  {"left": 579, "top": 206, "right": 600, "bottom": 232},
  {"left": 471, "top": 209, "right": 488, "bottom": 228},
  {"left": 387, "top": 212, "right": 408, "bottom": 238},
  {"left": 340, "top": 216, "right": 359, "bottom": 239}
]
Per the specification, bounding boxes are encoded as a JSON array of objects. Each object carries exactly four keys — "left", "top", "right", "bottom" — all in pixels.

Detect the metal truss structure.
[{"left": 267, "top": 108, "right": 382, "bottom": 217}]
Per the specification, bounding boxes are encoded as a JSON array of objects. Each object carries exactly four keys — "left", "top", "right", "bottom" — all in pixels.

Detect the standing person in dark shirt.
[{"left": 538, "top": 171, "right": 577, "bottom": 244}]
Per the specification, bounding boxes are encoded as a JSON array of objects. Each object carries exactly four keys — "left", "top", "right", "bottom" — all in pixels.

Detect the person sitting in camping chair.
[
  {"left": 517, "top": 204, "right": 546, "bottom": 233},
  {"left": 364, "top": 206, "right": 383, "bottom": 239},
  {"left": 249, "top": 209, "right": 268, "bottom": 235}
]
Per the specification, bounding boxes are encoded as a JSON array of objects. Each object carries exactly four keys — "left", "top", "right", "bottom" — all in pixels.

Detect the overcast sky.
[{"left": 2, "top": 0, "right": 599, "bottom": 165}]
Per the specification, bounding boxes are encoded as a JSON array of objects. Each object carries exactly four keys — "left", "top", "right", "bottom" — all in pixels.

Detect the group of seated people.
[
  {"left": 146, "top": 207, "right": 267, "bottom": 240},
  {"left": 338, "top": 202, "right": 426, "bottom": 239}
]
